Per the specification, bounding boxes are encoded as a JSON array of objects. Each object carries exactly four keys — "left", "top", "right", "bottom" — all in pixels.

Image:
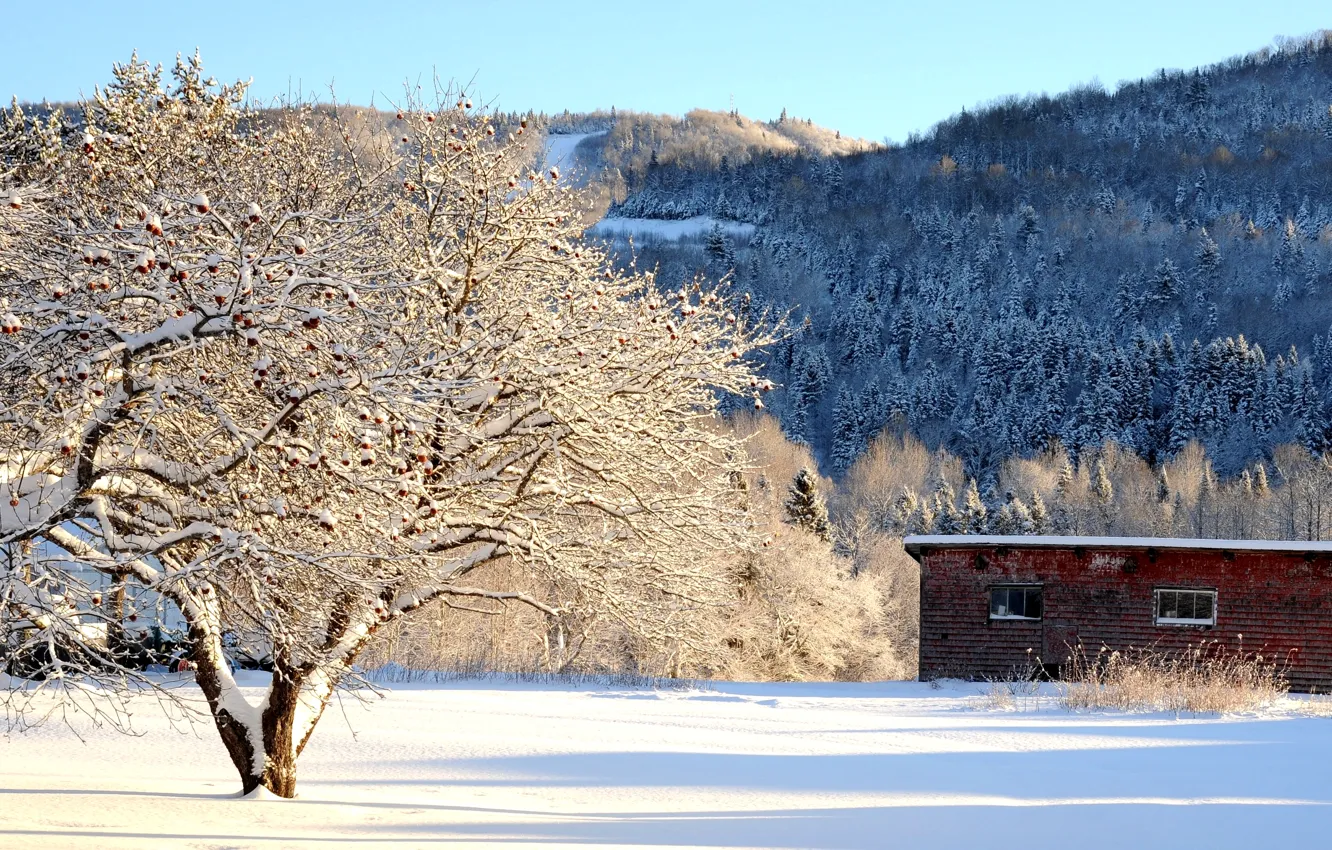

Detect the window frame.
[
  {"left": 1153, "top": 587, "right": 1218, "bottom": 627},
  {"left": 988, "top": 584, "right": 1045, "bottom": 622}
]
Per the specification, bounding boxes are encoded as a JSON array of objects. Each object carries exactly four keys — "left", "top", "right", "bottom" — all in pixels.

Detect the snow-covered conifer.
[
  {"left": 930, "top": 480, "right": 961, "bottom": 534},
  {"left": 1254, "top": 462, "right": 1270, "bottom": 496},
  {"left": 830, "top": 385, "right": 864, "bottom": 471},
  {"left": 892, "top": 486, "right": 919, "bottom": 533},
  {"left": 783, "top": 467, "right": 831, "bottom": 542},
  {"left": 1091, "top": 458, "right": 1114, "bottom": 505},
  {"left": 1028, "top": 491, "right": 1052, "bottom": 534},
  {"left": 960, "top": 479, "right": 988, "bottom": 533}
]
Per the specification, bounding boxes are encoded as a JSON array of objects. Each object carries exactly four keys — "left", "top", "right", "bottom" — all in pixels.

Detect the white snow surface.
[
  {"left": 589, "top": 215, "right": 757, "bottom": 242},
  {"left": 903, "top": 534, "right": 1332, "bottom": 555},
  {"left": 541, "top": 132, "right": 604, "bottom": 186},
  {"left": 539, "top": 132, "right": 757, "bottom": 243},
  {"left": 4, "top": 675, "right": 1332, "bottom": 848}
]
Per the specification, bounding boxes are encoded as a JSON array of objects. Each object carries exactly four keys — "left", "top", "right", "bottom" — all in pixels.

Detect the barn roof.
[{"left": 902, "top": 535, "right": 1332, "bottom": 561}]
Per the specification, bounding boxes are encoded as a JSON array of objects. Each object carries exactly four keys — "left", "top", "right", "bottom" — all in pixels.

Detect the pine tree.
[
  {"left": 1016, "top": 205, "right": 1042, "bottom": 248},
  {"left": 961, "top": 479, "right": 988, "bottom": 533},
  {"left": 1196, "top": 467, "right": 1214, "bottom": 537},
  {"left": 1008, "top": 497, "right": 1036, "bottom": 534},
  {"left": 893, "top": 487, "right": 920, "bottom": 533},
  {"left": 1186, "top": 75, "right": 1209, "bottom": 110},
  {"left": 705, "top": 224, "right": 730, "bottom": 268},
  {"left": 830, "top": 385, "right": 864, "bottom": 471},
  {"left": 822, "top": 158, "right": 843, "bottom": 193},
  {"left": 1296, "top": 199, "right": 1314, "bottom": 238},
  {"left": 1091, "top": 458, "right": 1113, "bottom": 505},
  {"left": 931, "top": 480, "right": 962, "bottom": 534},
  {"left": 835, "top": 287, "right": 884, "bottom": 365},
  {"left": 906, "top": 495, "right": 936, "bottom": 535},
  {"left": 1196, "top": 228, "right": 1221, "bottom": 289},
  {"left": 1149, "top": 258, "right": 1182, "bottom": 304},
  {"left": 783, "top": 467, "right": 831, "bottom": 542},
  {"left": 1156, "top": 467, "right": 1171, "bottom": 503},
  {"left": 1056, "top": 457, "right": 1075, "bottom": 498},
  {"left": 1274, "top": 277, "right": 1293, "bottom": 308},
  {"left": 1296, "top": 369, "right": 1327, "bottom": 452},
  {"left": 783, "top": 403, "right": 809, "bottom": 446},
  {"left": 1094, "top": 185, "right": 1117, "bottom": 215},
  {"left": 988, "top": 502, "right": 1015, "bottom": 535},
  {"left": 792, "top": 345, "right": 831, "bottom": 408},
  {"left": 1029, "top": 492, "right": 1052, "bottom": 534}
]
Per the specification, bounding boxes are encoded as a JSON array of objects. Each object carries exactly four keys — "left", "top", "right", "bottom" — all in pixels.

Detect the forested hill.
[{"left": 588, "top": 32, "right": 1332, "bottom": 481}]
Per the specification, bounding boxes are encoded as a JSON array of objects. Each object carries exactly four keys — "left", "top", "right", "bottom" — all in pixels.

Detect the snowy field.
[
  {"left": 542, "top": 132, "right": 605, "bottom": 186},
  {"left": 589, "top": 216, "right": 757, "bottom": 242},
  {"left": 4, "top": 676, "right": 1332, "bottom": 849},
  {"left": 539, "top": 132, "right": 761, "bottom": 244}
]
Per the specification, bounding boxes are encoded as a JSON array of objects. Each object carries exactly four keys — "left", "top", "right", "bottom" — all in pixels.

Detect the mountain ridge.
[{"left": 584, "top": 31, "right": 1332, "bottom": 482}]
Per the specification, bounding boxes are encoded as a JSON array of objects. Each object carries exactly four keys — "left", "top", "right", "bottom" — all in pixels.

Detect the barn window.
[
  {"left": 989, "top": 585, "right": 1043, "bottom": 621},
  {"left": 1154, "top": 588, "right": 1216, "bottom": 626}
]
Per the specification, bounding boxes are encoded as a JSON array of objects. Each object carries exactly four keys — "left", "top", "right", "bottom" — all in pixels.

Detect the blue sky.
[{"left": 3, "top": 2, "right": 1329, "bottom": 142}]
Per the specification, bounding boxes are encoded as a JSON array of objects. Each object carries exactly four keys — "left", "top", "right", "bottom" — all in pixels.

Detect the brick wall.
[{"left": 917, "top": 544, "right": 1332, "bottom": 691}]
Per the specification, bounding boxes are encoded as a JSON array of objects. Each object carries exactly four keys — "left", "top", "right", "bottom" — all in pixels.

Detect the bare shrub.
[
  {"left": 834, "top": 428, "right": 937, "bottom": 531},
  {"left": 976, "top": 674, "right": 1041, "bottom": 711},
  {"left": 362, "top": 413, "right": 921, "bottom": 684},
  {"left": 363, "top": 665, "right": 700, "bottom": 692},
  {"left": 1058, "top": 641, "right": 1289, "bottom": 714},
  {"left": 1294, "top": 691, "right": 1332, "bottom": 717},
  {"left": 715, "top": 414, "right": 912, "bottom": 682},
  {"left": 839, "top": 531, "right": 918, "bottom": 680}
]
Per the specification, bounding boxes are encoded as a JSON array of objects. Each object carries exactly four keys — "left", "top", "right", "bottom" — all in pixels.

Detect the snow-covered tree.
[
  {"left": 960, "top": 479, "right": 988, "bottom": 533},
  {"left": 1028, "top": 491, "right": 1052, "bottom": 534},
  {"left": 0, "top": 57, "right": 771, "bottom": 797},
  {"left": 1091, "top": 458, "right": 1114, "bottom": 505},
  {"left": 830, "top": 385, "right": 863, "bottom": 471},
  {"left": 930, "top": 480, "right": 961, "bottom": 534},
  {"left": 782, "top": 467, "right": 831, "bottom": 542}
]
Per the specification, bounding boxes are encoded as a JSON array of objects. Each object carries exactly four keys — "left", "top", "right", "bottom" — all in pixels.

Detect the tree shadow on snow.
[{"left": 8, "top": 715, "right": 1332, "bottom": 848}]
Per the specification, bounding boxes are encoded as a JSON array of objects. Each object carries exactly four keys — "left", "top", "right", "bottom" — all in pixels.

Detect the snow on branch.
[{"left": 0, "top": 57, "right": 774, "bottom": 797}]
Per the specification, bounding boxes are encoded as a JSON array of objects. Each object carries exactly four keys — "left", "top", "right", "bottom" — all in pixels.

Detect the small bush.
[
  {"left": 976, "top": 672, "right": 1042, "bottom": 711},
  {"left": 1296, "top": 694, "right": 1332, "bottom": 716},
  {"left": 1058, "top": 641, "right": 1289, "bottom": 714}
]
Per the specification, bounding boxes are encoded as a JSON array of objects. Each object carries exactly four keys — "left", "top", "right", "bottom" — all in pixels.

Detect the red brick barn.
[{"left": 905, "top": 535, "right": 1332, "bottom": 691}]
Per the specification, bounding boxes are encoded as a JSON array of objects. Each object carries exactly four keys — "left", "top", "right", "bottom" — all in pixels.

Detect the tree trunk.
[
  {"left": 106, "top": 573, "right": 128, "bottom": 661},
  {"left": 188, "top": 602, "right": 363, "bottom": 797},
  {"left": 189, "top": 619, "right": 265, "bottom": 794},
  {"left": 258, "top": 675, "right": 301, "bottom": 797},
  {"left": 194, "top": 665, "right": 305, "bottom": 797}
]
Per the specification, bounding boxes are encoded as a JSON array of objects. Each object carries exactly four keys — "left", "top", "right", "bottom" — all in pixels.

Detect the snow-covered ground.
[
  {"left": 542, "top": 132, "right": 604, "bottom": 186},
  {"left": 4, "top": 676, "right": 1332, "bottom": 848},
  {"left": 540, "top": 133, "right": 756, "bottom": 244},
  {"left": 589, "top": 215, "right": 757, "bottom": 242}
]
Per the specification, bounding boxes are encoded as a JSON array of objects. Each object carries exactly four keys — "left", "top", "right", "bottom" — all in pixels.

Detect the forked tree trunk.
[
  {"left": 256, "top": 676, "right": 301, "bottom": 797},
  {"left": 187, "top": 598, "right": 368, "bottom": 798},
  {"left": 192, "top": 641, "right": 343, "bottom": 796},
  {"left": 193, "top": 668, "right": 304, "bottom": 797}
]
